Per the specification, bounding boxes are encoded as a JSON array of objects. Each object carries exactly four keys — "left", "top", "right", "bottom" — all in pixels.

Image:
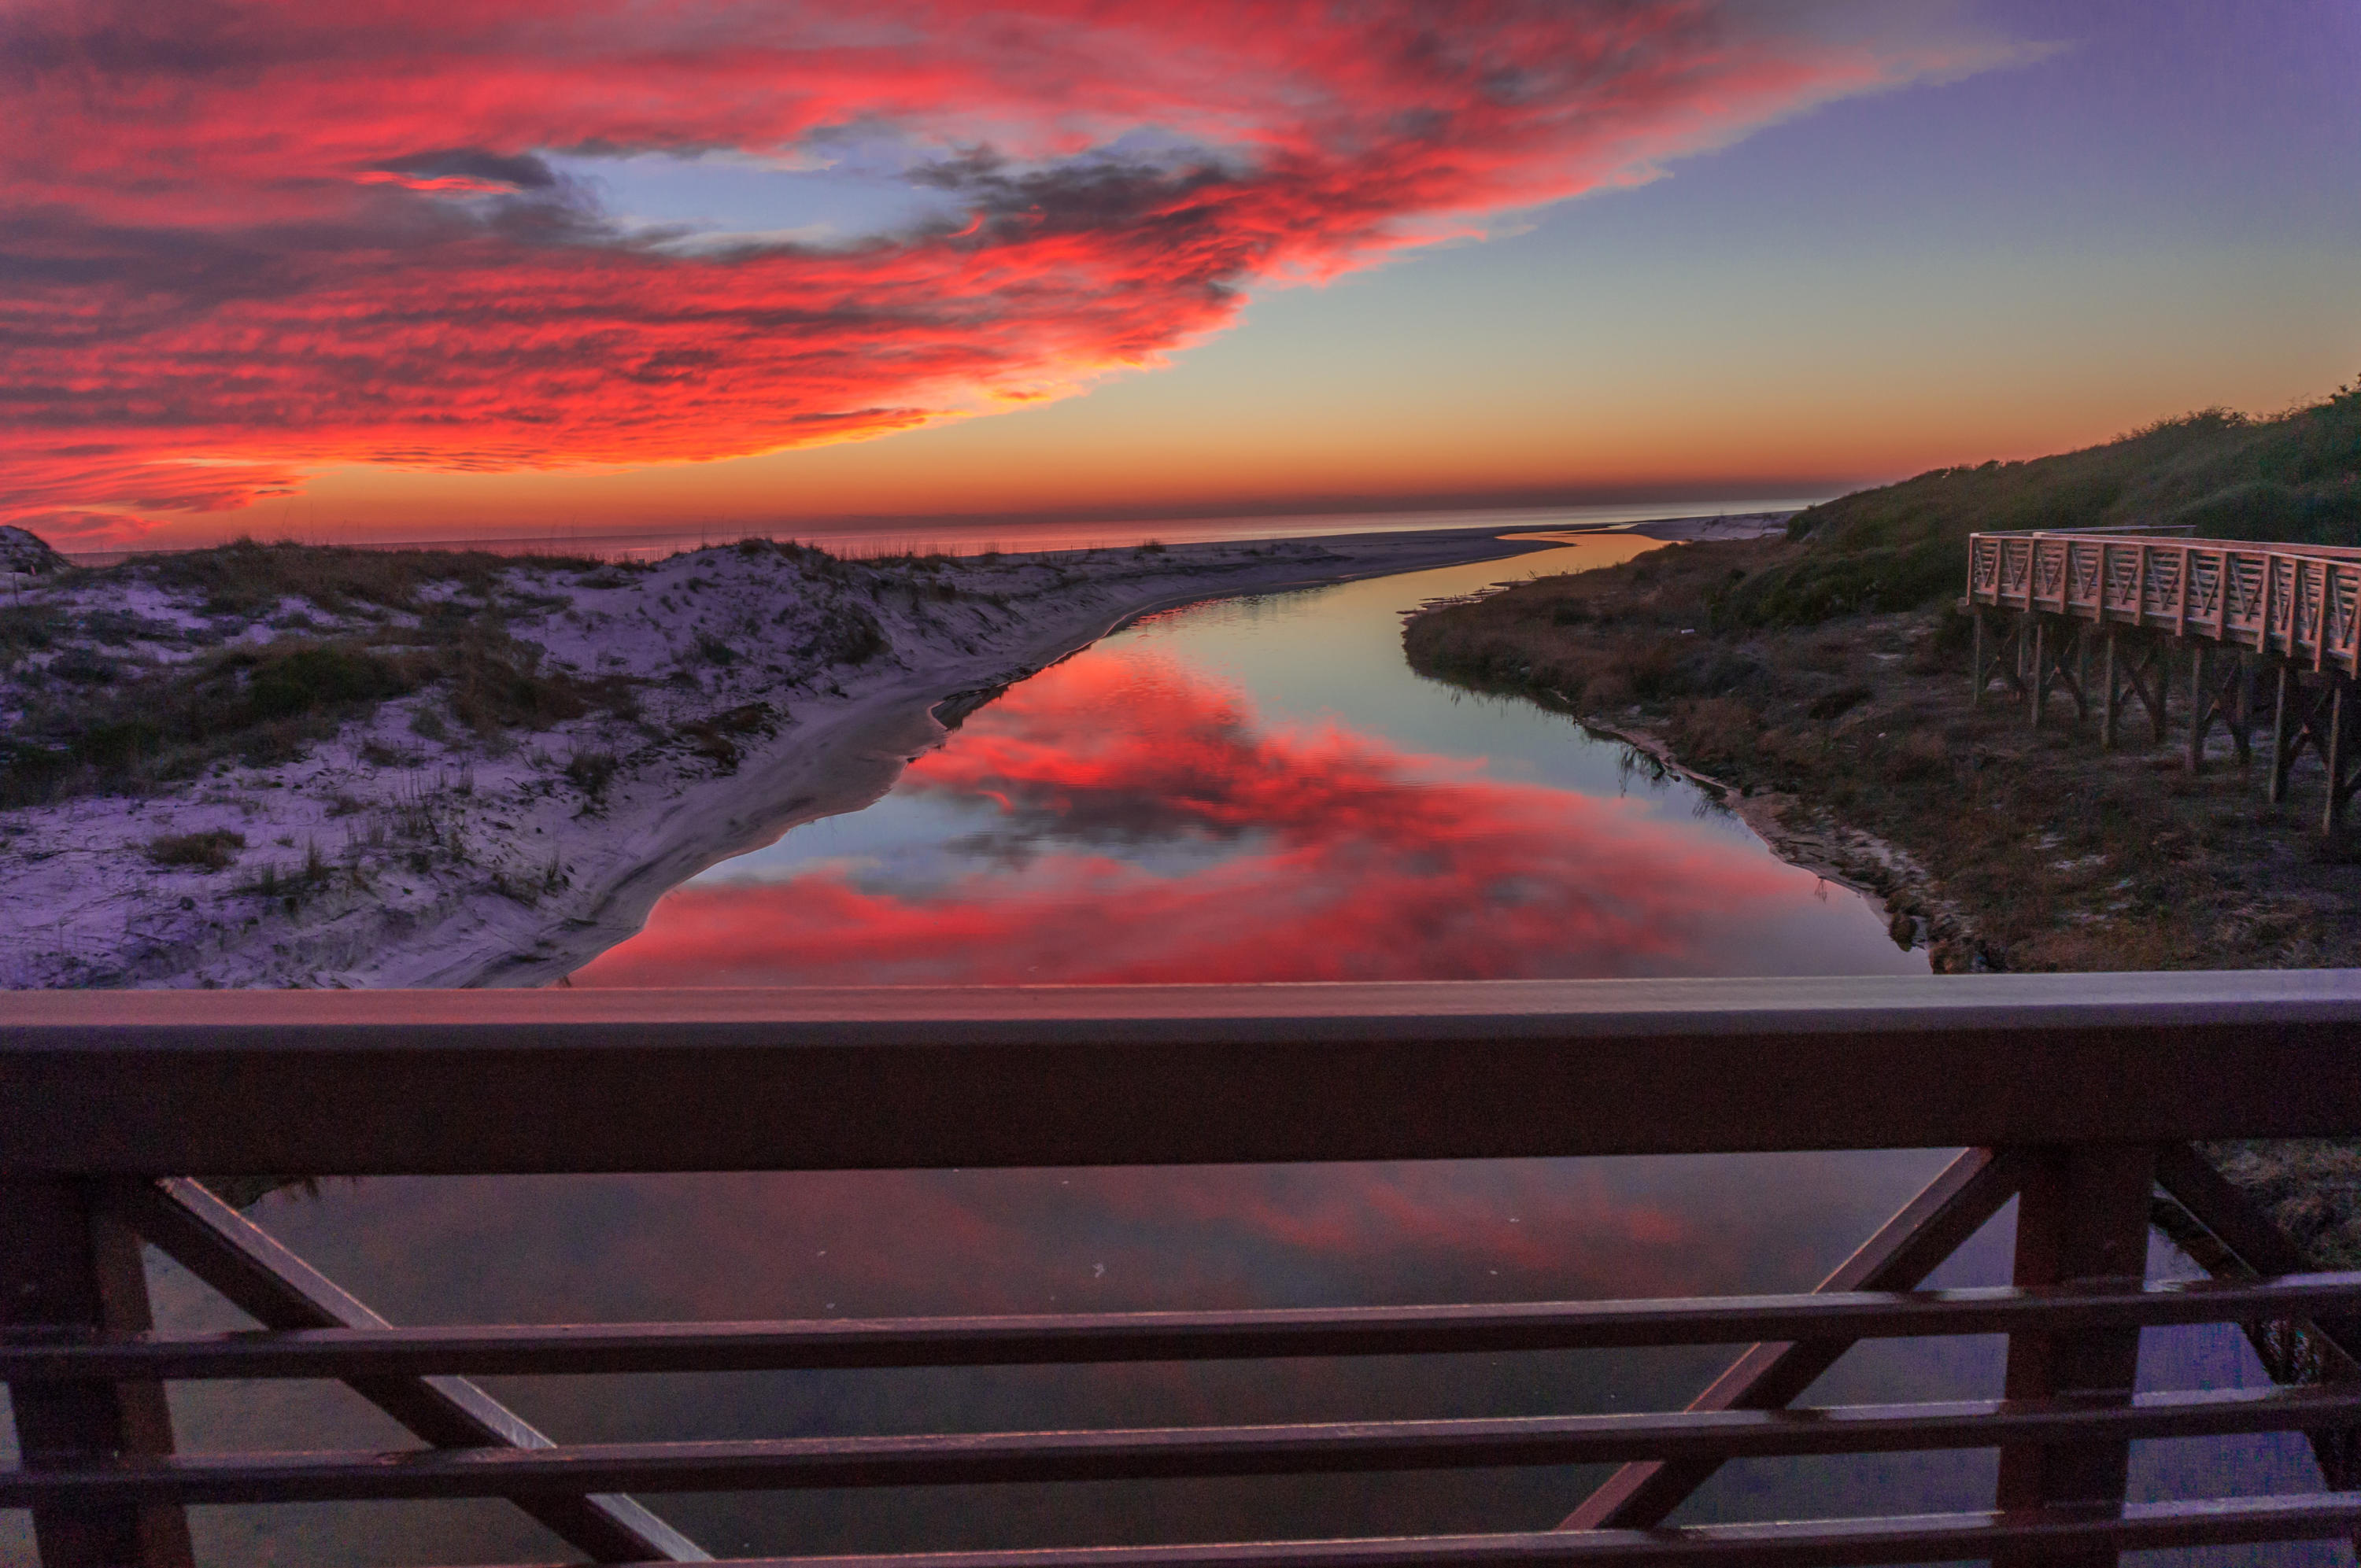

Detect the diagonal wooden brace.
[
  {"left": 2100, "top": 631, "right": 2170, "bottom": 751},
  {"left": 1556, "top": 1146, "right": 2027, "bottom": 1531},
  {"left": 2028, "top": 618, "right": 2089, "bottom": 731},
  {"left": 102, "top": 1178, "right": 710, "bottom": 1564},
  {"left": 1974, "top": 609, "right": 2028, "bottom": 708},
  {"left": 2185, "top": 646, "right": 2254, "bottom": 773},
  {"left": 2155, "top": 1144, "right": 2361, "bottom": 1526},
  {"left": 2272, "top": 662, "right": 2335, "bottom": 806}
]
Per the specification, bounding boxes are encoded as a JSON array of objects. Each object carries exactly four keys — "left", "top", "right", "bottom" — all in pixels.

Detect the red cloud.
[
  {"left": 0, "top": 1, "right": 2006, "bottom": 528},
  {"left": 575, "top": 651, "right": 1848, "bottom": 987}
]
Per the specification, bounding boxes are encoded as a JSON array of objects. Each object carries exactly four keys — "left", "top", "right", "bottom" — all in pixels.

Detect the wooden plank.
[
  {"left": 14, "top": 1272, "right": 2361, "bottom": 1383},
  {"left": 302, "top": 1492, "right": 2361, "bottom": 1568},
  {"left": 0, "top": 1179, "right": 193, "bottom": 1568},
  {"left": 107, "top": 1179, "right": 708, "bottom": 1563},
  {"left": 10, "top": 974, "right": 2361, "bottom": 1176},
  {"left": 10, "top": 1384, "right": 2361, "bottom": 1505}
]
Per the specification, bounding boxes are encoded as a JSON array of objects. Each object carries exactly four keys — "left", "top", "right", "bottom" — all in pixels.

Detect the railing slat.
[
  {"left": 13, "top": 1271, "right": 2361, "bottom": 1382},
  {"left": 9, "top": 1385, "right": 2361, "bottom": 1504},
  {"left": 398, "top": 1492, "right": 2361, "bottom": 1568}
]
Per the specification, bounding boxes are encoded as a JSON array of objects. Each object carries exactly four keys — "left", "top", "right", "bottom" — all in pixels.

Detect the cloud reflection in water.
[{"left": 578, "top": 648, "right": 1879, "bottom": 986}]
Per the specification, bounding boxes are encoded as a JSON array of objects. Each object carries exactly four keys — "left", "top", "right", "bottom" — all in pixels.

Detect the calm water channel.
[
  {"left": 8, "top": 540, "right": 2333, "bottom": 1565},
  {"left": 575, "top": 537, "right": 1922, "bottom": 986}
]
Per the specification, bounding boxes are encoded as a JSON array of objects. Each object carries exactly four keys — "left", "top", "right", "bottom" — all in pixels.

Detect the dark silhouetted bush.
[
  {"left": 146, "top": 829, "right": 246, "bottom": 871},
  {"left": 243, "top": 645, "right": 416, "bottom": 720}
]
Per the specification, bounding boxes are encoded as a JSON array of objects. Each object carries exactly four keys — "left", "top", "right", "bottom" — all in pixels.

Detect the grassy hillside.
[
  {"left": 1723, "top": 378, "right": 2361, "bottom": 627},
  {"left": 1402, "top": 374, "right": 2361, "bottom": 980}
]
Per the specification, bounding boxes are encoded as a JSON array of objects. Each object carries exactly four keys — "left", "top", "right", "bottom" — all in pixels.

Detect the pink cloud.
[{"left": 0, "top": 0, "right": 2013, "bottom": 526}]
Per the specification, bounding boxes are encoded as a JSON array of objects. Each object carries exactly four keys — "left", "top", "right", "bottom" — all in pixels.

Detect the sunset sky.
[{"left": 5, "top": 0, "right": 2354, "bottom": 549}]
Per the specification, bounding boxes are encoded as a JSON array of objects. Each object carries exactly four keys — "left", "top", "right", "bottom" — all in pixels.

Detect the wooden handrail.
[
  {"left": 7, "top": 973, "right": 2361, "bottom": 1175},
  {"left": 1965, "top": 531, "right": 2361, "bottom": 675}
]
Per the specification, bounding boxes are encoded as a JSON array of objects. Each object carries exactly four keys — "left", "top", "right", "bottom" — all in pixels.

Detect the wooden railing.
[
  {"left": 9, "top": 974, "right": 2361, "bottom": 1566},
  {"left": 1965, "top": 530, "right": 2361, "bottom": 674}
]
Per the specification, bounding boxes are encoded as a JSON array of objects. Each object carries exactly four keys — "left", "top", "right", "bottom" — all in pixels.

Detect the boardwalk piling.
[
  {"left": 2100, "top": 632, "right": 2119, "bottom": 749},
  {"left": 2272, "top": 663, "right": 2296, "bottom": 804},
  {"left": 2328, "top": 679, "right": 2361, "bottom": 836},
  {"left": 2186, "top": 646, "right": 2206, "bottom": 771},
  {"left": 2327, "top": 682, "right": 2348, "bottom": 836},
  {"left": 2030, "top": 617, "right": 2048, "bottom": 729}
]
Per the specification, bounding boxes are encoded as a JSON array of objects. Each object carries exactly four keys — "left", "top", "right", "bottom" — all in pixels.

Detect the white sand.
[{"left": 0, "top": 528, "right": 1557, "bottom": 989}]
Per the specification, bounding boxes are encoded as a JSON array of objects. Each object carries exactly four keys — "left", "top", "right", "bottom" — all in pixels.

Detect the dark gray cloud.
[{"left": 379, "top": 147, "right": 560, "bottom": 190}]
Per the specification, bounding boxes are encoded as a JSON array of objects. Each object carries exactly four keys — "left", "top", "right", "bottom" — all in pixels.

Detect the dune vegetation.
[
  {"left": 1405, "top": 377, "right": 2361, "bottom": 978},
  {"left": 1730, "top": 380, "right": 2361, "bottom": 627}
]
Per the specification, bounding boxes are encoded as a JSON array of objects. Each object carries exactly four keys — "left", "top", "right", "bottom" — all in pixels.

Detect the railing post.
[
  {"left": 1995, "top": 1144, "right": 2156, "bottom": 1568},
  {"left": 0, "top": 1179, "right": 194, "bottom": 1568},
  {"left": 2271, "top": 662, "right": 2298, "bottom": 805}
]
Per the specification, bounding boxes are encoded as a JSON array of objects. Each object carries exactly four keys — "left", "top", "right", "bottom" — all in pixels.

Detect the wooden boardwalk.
[{"left": 1964, "top": 529, "right": 2361, "bottom": 830}]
